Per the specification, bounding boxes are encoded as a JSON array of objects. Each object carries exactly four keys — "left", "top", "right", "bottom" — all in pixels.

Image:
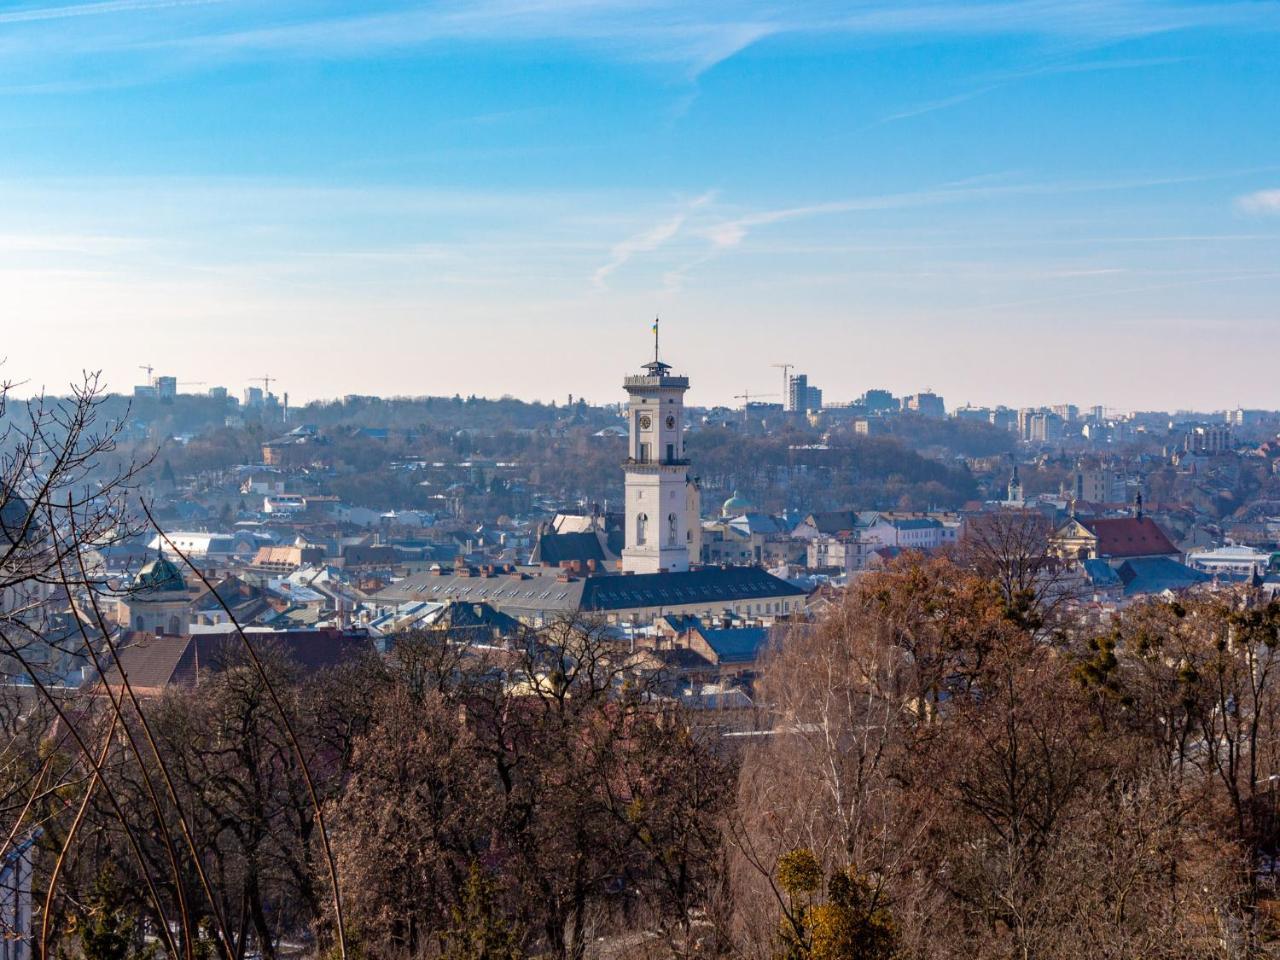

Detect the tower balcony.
[
  {"left": 624, "top": 374, "right": 689, "bottom": 390},
  {"left": 624, "top": 457, "right": 691, "bottom": 470}
]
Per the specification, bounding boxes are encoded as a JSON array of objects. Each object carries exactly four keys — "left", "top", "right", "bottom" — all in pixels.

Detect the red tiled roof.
[
  {"left": 1078, "top": 516, "right": 1178, "bottom": 559},
  {"left": 98, "top": 629, "right": 375, "bottom": 695}
]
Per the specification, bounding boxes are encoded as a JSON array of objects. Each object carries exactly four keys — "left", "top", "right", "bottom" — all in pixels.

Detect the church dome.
[
  {"left": 721, "top": 489, "right": 752, "bottom": 517},
  {"left": 135, "top": 555, "right": 186, "bottom": 592},
  {"left": 0, "top": 489, "right": 32, "bottom": 546}
]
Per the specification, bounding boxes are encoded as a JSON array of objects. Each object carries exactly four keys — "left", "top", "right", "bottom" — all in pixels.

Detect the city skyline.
[{"left": 4, "top": 0, "right": 1280, "bottom": 408}]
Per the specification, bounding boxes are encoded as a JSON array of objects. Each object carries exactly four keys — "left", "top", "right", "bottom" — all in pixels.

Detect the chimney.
[{"left": 1135, "top": 491, "right": 1144, "bottom": 520}]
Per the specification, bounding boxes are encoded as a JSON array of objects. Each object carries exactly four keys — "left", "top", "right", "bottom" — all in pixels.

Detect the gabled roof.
[
  {"left": 800, "top": 511, "right": 860, "bottom": 535},
  {"left": 1076, "top": 516, "right": 1179, "bottom": 559},
  {"left": 698, "top": 626, "right": 771, "bottom": 664},
  {"left": 378, "top": 565, "right": 805, "bottom": 618},
  {"left": 99, "top": 629, "right": 375, "bottom": 695},
  {"left": 1117, "top": 557, "right": 1209, "bottom": 596},
  {"left": 428, "top": 599, "right": 522, "bottom": 635},
  {"left": 580, "top": 567, "right": 805, "bottom": 612},
  {"left": 1081, "top": 558, "right": 1123, "bottom": 588},
  {"left": 727, "top": 513, "right": 787, "bottom": 536},
  {"left": 530, "top": 530, "right": 609, "bottom": 566}
]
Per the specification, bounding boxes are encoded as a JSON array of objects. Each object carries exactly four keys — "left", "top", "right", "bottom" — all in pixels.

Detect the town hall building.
[{"left": 375, "top": 329, "right": 804, "bottom": 625}]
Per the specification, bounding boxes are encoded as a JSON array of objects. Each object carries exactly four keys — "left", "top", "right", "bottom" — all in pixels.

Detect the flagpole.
[{"left": 654, "top": 316, "right": 659, "bottom": 364}]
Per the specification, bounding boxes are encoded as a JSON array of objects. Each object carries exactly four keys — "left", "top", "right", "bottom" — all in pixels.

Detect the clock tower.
[{"left": 622, "top": 321, "right": 692, "bottom": 574}]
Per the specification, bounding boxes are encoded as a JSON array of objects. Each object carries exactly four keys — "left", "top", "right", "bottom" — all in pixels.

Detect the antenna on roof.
[{"left": 653, "top": 316, "right": 660, "bottom": 365}]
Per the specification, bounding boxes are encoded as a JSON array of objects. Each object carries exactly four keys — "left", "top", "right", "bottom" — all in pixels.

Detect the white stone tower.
[{"left": 622, "top": 320, "right": 691, "bottom": 574}]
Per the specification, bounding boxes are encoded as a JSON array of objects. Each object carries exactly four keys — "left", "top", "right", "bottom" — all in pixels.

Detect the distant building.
[
  {"left": 860, "top": 389, "right": 898, "bottom": 415},
  {"left": 1065, "top": 465, "right": 1128, "bottom": 505},
  {"left": 375, "top": 563, "right": 805, "bottom": 626},
  {"left": 1184, "top": 423, "right": 1231, "bottom": 455},
  {"left": 787, "top": 374, "right": 823, "bottom": 413},
  {"left": 244, "top": 386, "right": 264, "bottom": 407},
  {"left": 1051, "top": 500, "right": 1180, "bottom": 567},
  {"left": 155, "top": 376, "right": 178, "bottom": 400},
  {"left": 116, "top": 556, "right": 194, "bottom": 636},
  {"left": 621, "top": 339, "right": 695, "bottom": 574},
  {"left": 1006, "top": 463, "right": 1024, "bottom": 504},
  {"left": 902, "top": 392, "right": 945, "bottom": 418},
  {"left": 1185, "top": 544, "right": 1272, "bottom": 579},
  {"left": 0, "top": 831, "right": 39, "bottom": 960}
]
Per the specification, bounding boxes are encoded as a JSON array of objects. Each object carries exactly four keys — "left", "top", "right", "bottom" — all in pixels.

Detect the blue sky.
[{"left": 3, "top": 0, "right": 1280, "bottom": 411}]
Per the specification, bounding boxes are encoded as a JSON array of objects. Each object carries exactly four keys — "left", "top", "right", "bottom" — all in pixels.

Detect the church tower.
[{"left": 622, "top": 320, "right": 692, "bottom": 574}]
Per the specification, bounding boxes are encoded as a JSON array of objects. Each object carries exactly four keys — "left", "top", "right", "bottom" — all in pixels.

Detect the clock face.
[
  {"left": 639, "top": 415, "right": 652, "bottom": 430},
  {"left": 665, "top": 415, "right": 675, "bottom": 429}
]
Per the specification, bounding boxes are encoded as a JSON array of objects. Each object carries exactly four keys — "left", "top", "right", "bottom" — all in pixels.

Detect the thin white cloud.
[
  {"left": 0, "top": 0, "right": 220, "bottom": 25},
  {"left": 592, "top": 190, "right": 714, "bottom": 289},
  {"left": 1236, "top": 189, "right": 1280, "bottom": 215},
  {"left": 705, "top": 169, "right": 1280, "bottom": 251},
  {"left": 8, "top": 0, "right": 1274, "bottom": 85}
]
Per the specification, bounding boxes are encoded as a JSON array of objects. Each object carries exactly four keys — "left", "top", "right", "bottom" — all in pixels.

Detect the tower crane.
[
  {"left": 733, "top": 390, "right": 779, "bottom": 407},
  {"left": 770, "top": 362, "right": 793, "bottom": 406},
  {"left": 250, "top": 375, "right": 274, "bottom": 395},
  {"left": 138, "top": 364, "right": 154, "bottom": 386}
]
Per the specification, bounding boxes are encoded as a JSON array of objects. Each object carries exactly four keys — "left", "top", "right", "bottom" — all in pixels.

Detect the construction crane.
[
  {"left": 138, "top": 363, "right": 154, "bottom": 386},
  {"left": 250, "top": 375, "right": 274, "bottom": 395},
  {"left": 733, "top": 390, "right": 779, "bottom": 407},
  {"left": 178, "top": 381, "right": 206, "bottom": 390},
  {"left": 770, "top": 362, "right": 793, "bottom": 407}
]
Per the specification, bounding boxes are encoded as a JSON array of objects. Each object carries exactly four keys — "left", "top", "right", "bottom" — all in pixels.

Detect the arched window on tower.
[
  {"left": 667, "top": 513, "right": 678, "bottom": 545},
  {"left": 636, "top": 513, "right": 648, "bottom": 546}
]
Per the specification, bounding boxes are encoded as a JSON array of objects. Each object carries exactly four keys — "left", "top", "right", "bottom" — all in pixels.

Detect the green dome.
[
  {"left": 136, "top": 555, "right": 186, "bottom": 592},
  {"left": 0, "top": 489, "right": 32, "bottom": 546},
  {"left": 721, "top": 489, "right": 752, "bottom": 516}
]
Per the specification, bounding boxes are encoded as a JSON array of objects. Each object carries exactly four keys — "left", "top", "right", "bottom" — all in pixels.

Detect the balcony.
[
  {"left": 623, "top": 374, "right": 689, "bottom": 390},
  {"left": 624, "top": 457, "right": 691, "bottom": 469}
]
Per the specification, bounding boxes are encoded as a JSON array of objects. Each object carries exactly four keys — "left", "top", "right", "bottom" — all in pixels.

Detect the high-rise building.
[
  {"left": 244, "top": 387, "right": 264, "bottom": 407},
  {"left": 861, "top": 389, "right": 898, "bottom": 415},
  {"left": 155, "top": 376, "right": 177, "bottom": 400},
  {"left": 787, "top": 374, "right": 823, "bottom": 413},
  {"left": 622, "top": 335, "right": 693, "bottom": 574},
  {"left": 902, "top": 392, "right": 946, "bottom": 418},
  {"left": 787, "top": 374, "right": 808, "bottom": 412}
]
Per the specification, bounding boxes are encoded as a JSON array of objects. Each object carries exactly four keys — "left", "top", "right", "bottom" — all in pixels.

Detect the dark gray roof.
[
  {"left": 1117, "top": 557, "right": 1210, "bottom": 596},
  {"left": 801, "top": 511, "right": 860, "bottom": 535},
  {"left": 699, "top": 626, "right": 772, "bottom": 663},
  {"left": 530, "top": 531, "right": 607, "bottom": 566},
  {"left": 0, "top": 491, "right": 31, "bottom": 545},
  {"left": 579, "top": 567, "right": 804, "bottom": 612},
  {"left": 377, "top": 565, "right": 805, "bottom": 619}
]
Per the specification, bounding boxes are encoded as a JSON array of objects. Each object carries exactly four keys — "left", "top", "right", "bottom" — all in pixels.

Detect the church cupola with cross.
[{"left": 621, "top": 319, "right": 694, "bottom": 574}]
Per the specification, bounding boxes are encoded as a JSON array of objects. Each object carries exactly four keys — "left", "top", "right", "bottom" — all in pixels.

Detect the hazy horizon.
[{"left": 5, "top": 0, "right": 1280, "bottom": 410}]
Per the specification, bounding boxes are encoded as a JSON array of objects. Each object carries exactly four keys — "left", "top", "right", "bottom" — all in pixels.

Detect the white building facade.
[{"left": 622, "top": 346, "right": 694, "bottom": 574}]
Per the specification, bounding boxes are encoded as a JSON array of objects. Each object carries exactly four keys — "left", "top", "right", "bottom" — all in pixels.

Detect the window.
[
  {"left": 639, "top": 442, "right": 651, "bottom": 463},
  {"left": 666, "top": 442, "right": 674, "bottom": 462},
  {"left": 167, "top": 614, "right": 180, "bottom": 635},
  {"left": 667, "top": 513, "right": 678, "bottom": 545},
  {"left": 636, "top": 513, "right": 648, "bottom": 545}
]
